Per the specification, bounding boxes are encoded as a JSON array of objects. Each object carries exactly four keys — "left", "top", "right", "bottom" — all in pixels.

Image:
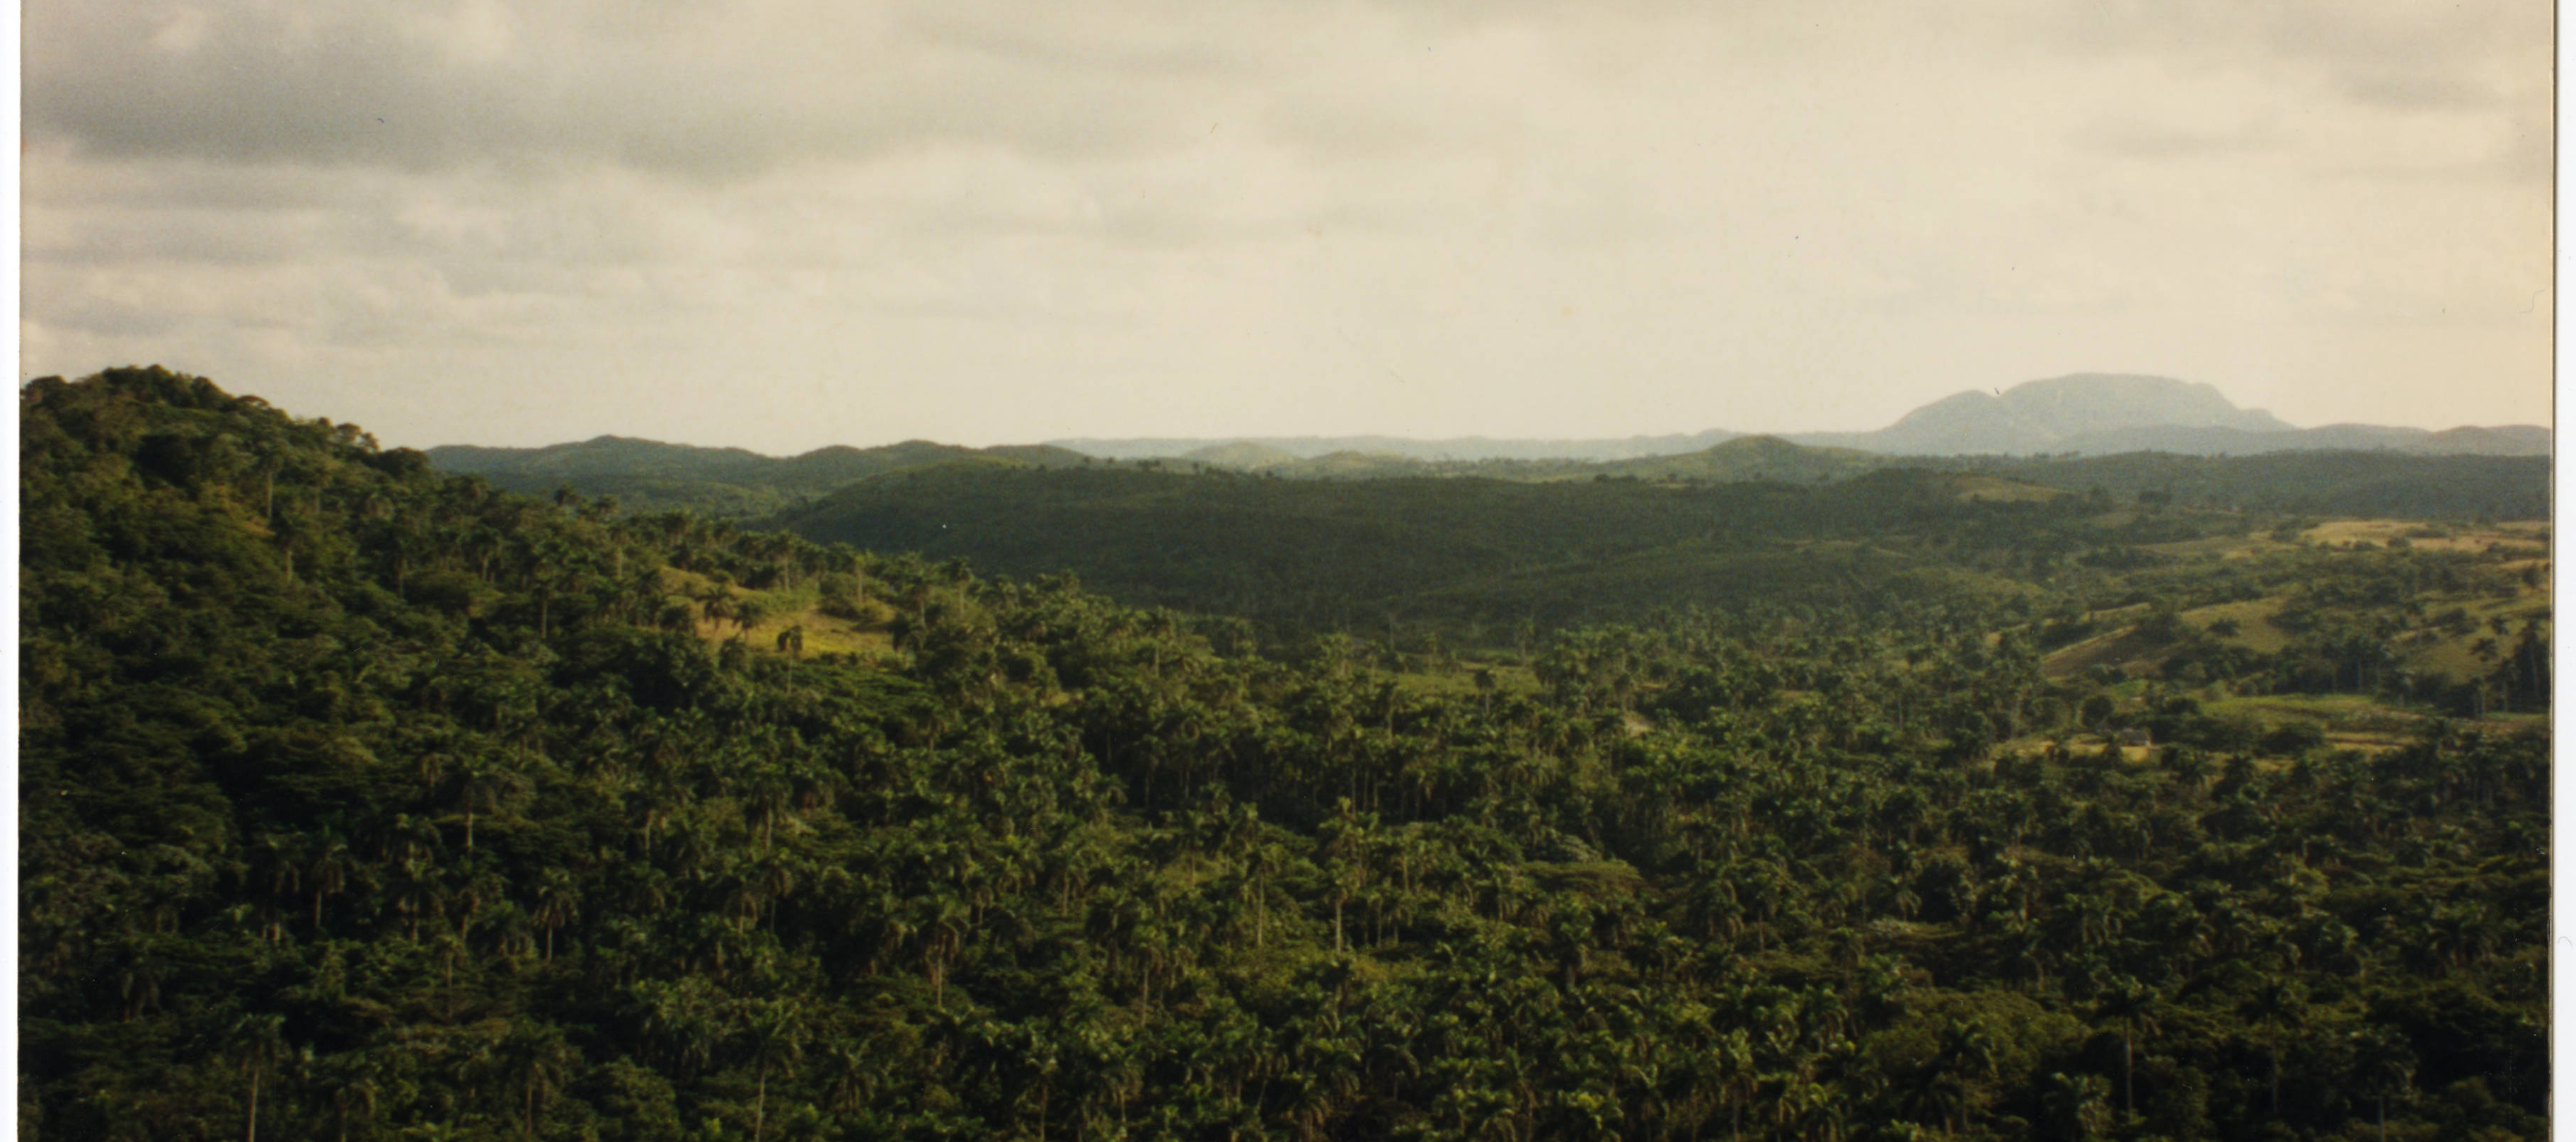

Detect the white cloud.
[{"left": 21, "top": 0, "right": 2552, "bottom": 448}]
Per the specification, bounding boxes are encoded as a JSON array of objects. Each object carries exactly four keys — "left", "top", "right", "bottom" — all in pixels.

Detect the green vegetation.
[
  {"left": 1979, "top": 451, "right": 2548, "bottom": 520},
  {"left": 767, "top": 465, "right": 2117, "bottom": 638},
  {"left": 21, "top": 369, "right": 2551, "bottom": 1140},
  {"left": 430, "top": 432, "right": 2550, "bottom": 523},
  {"left": 427, "top": 436, "right": 1094, "bottom": 519},
  {"left": 768, "top": 460, "right": 2549, "bottom": 713}
]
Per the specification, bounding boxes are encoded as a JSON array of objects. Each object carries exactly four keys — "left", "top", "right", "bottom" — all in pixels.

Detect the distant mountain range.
[
  {"left": 1054, "top": 374, "right": 2549, "bottom": 462},
  {"left": 1059, "top": 429, "right": 1742, "bottom": 464},
  {"left": 426, "top": 373, "right": 2548, "bottom": 516},
  {"left": 429, "top": 435, "right": 1092, "bottom": 483}
]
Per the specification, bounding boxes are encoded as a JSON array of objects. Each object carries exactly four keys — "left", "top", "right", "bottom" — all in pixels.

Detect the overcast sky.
[{"left": 23, "top": 0, "right": 2554, "bottom": 451}]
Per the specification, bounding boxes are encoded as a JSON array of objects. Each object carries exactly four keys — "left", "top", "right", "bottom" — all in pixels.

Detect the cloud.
[
  {"left": 20, "top": 0, "right": 2553, "bottom": 448},
  {"left": 26, "top": 0, "right": 1267, "bottom": 179},
  {"left": 2338, "top": 73, "right": 2506, "bottom": 113},
  {"left": 2077, "top": 118, "right": 2286, "bottom": 161},
  {"left": 2040, "top": 0, "right": 2548, "bottom": 127}
]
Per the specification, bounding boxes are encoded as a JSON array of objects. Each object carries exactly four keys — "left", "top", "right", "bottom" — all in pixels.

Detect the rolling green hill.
[
  {"left": 765, "top": 463, "right": 2142, "bottom": 638},
  {"left": 1594, "top": 434, "right": 1893, "bottom": 483},
  {"left": 1987, "top": 450, "right": 2550, "bottom": 519},
  {"left": 433, "top": 427, "right": 2548, "bottom": 524},
  {"left": 20, "top": 367, "right": 2552, "bottom": 1141},
  {"left": 428, "top": 434, "right": 1093, "bottom": 517}
]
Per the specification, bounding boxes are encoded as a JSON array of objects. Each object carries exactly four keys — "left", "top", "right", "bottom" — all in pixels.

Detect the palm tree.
[
  {"left": 734, "top": 596, "right": 770, "bottom": 638},
  {"left": 633, "top": 976, "right": 734, "bottom": 1081},
  {"left": 1925, "top": 1017, "right": 2001, "bottom": 1134},
  {"left": 447, "top": 762, "right": 507, "bottom": 853},
  {"left": 226, "top": 1010, "right": 289, "bottom": 1142},
  {"left": 327, "top": 1060, "right": 381, "bottom": 1142},
  {"left": 2240, "top": 977, "right": 2305, "bottom": 1119},
  {"left": 744, "top": 996, "right": 812, "bottom": 1142},
  {"left": 697, "top": 584, "right": 737, "bottom": 633},
  {"left": 2352, "top": 1025, "right": 2416, "bottom": 1142},
  {"left": 245, "top": 834, "right": 299, "bottom": 945},
  {"left": 531, "top": 867, "right": 580, "bottom": 962},
  {"left": 390, "top": 863, "right": 447, "bottom": 944},
  {"left": 2092, "top": 976, "right": 2161, "bottom": 1121},
  {"left": 305, "top": 828, "right": 355, "bottom": 935},
  {"left": 500, "top": 1020, "right": 580, "bottom": 1138}
]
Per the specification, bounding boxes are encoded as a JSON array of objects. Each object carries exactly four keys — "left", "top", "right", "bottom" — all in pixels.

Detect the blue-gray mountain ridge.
[
  {"left": 427, "top": 374, "right": 2547, "bottom": 492},
  {"left": 1053, "top": 374, "right": 2547, "bottom": 463}
]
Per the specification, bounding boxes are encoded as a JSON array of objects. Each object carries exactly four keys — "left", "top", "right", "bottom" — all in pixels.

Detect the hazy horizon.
[
  {"left": 419, "top": 369, "right": 2548, "bottom": 459},
  {"left": 24, "top": 1, "right": 2553, "bottom": 452}
]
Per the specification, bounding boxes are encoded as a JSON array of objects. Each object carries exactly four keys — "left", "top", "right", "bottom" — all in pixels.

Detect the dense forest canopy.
[
  {"left": 767, "top": 458, "right": 2549, "bottom": 688},
  {"left": 20, "top": 368, "right": 2551, "bottom": 1141},
  {"left": 429, "top": 428, "right": 2550, "bottom": 524}
]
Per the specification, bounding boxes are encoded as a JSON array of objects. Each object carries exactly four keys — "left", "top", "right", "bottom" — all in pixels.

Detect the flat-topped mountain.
[
  {"left": 1795, "top": 374, "right": 2294, "bottom": 455},
  {"left": 1998, "top": 372, "right": 2294, "bottom": 436},
  {"left": 1781, "top": 373, "right": 2554, "bottom": 456}
]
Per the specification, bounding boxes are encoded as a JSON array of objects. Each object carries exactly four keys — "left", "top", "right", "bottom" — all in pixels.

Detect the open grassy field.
[
  {"left": 2041, "top": 625, "right": 2163, "bottom": 678},
  {"left": 2179, "top": 597, "right": 2293, "bottom": 652},
  {"left": 2204, "top": 691, "right": 2421, "bottom": 729},
  {"left": 660, "top": 567, "right": 899, "bottom": 659},
  {"left": 2301, "top": 518, "right": 2550, "bottom": 554},
  {"left": 2041, "top": 518, "right": 2550, "bottom": 690},
  {"left": 1947, "top": 474, "right": 2064, "bottom": 503}
]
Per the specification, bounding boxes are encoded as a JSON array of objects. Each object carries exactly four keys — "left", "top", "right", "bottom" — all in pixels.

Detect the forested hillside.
[
  {"left": 428, "top": 436, "right": 1091, "bottom": 518},
  {"left": 427, "top": 429, "right": 2549, "bottom": 523},
  {"left": 764, "top": 458, "right": 2550, "bottom": 684},
  {"left": 21, "top": 369, "right": 2551, "bottom": 1141},
  {"left": 1979, "top": 451, "right": 2548, "bottom": 520},
  {"left": 769, "top": 463, "right": 2104, "bottom": 633}
]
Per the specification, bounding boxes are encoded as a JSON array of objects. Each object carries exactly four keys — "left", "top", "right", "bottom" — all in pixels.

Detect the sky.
[{"left": 21, "top": 0, "right": 2555, "bottom": 451}]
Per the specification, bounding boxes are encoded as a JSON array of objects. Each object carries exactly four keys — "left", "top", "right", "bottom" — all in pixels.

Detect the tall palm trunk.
[
  {"left": 2122, "top": 1031, "right": 2133, "bottom": 1118},
  {"left": 2270, "top": 1047, "right": 2280, "bottom": 1118}
]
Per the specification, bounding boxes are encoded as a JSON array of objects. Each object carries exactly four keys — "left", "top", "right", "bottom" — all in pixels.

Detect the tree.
[
  {"left": 743, "top": 997, "right": 812, "bottom": 1142},
  {"left": 305, "top": 828, "right": 355, "bottom": 935},
  {"left": 226, "top": 1011, "right": 289, "bottom": 1142},
  {"left": 501, "top": 1020, "right": 580, "bottom": 1138},
  {"left": 531, "top": 867, "right": 580, "bottom": 963},
  {"left": 2092, "top": 976, "right": 2161, "bottom": 1119}
]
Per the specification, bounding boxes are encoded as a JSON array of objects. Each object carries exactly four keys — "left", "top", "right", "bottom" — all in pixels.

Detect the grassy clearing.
[
  {"left": 2075, "top": 529, "right": 2552, "bottom": 684},
  {"left": 742, "top": 610, "right": 895, "bottom": 658},
  {"left": 2299, "top": 519, "right": 2551, "bottom": 554},
  {"left": 2215, "top": 533, "right": 2304, "bottom": 560},
  {"left": 2200, "top": 693, "right": 2424, "bottom": 732},
  {"left": 2404, "top": 570, "right": 2548, "bottom": 681},
  {"left": 2180, "top": 597, "right": 2292, "bottom": 653},
  {"left": 660, "top": 568, "right": 898, "bottom": 659},
  {"left": 2042, "top": 625, "right": 2163, "bottom": 679},
  {"left": 1949, "top": 475, "right": 2062, "bottom": 504},
  {"left": 2138, "top": 529, "right": 2275, "bottom": 560}
]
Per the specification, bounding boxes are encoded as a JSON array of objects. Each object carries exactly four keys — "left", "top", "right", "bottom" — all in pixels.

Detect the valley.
[{"left": 21, "top": 367, "right": 2552, "bottom": 1141}]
